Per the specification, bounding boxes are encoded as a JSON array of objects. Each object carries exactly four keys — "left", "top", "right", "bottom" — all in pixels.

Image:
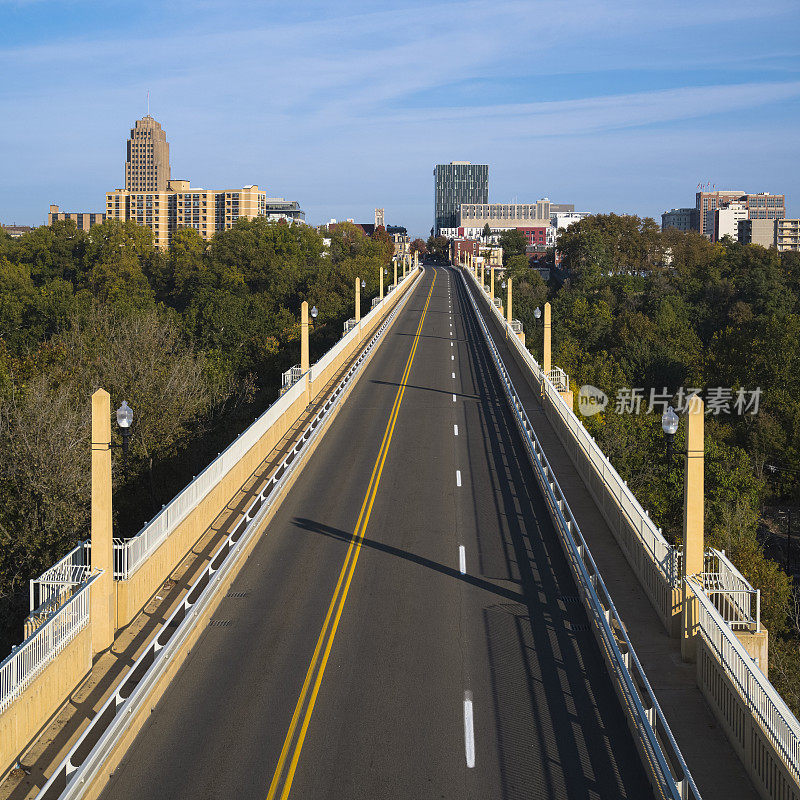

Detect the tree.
[
  {"left": 410, "top": 238, "right": 427, "bottom": 257},
  {"left": 498, "top": 229, "right": 528, "bottom": 265},
  {"left": 482, "top": 223, "right": 492, "bottom": 242},
  {"left": 426, "top": 235, "right": 449, "bottom": 263}
]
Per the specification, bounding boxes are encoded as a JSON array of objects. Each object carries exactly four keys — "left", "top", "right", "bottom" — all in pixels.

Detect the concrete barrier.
[{"left": 0, "top": 625, "right": 92, "bottom": 782}]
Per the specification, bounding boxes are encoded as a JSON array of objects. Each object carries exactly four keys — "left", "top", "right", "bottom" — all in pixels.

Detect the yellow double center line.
[{"left": 266, "top": 269, "right": 437, "bottom": 800}]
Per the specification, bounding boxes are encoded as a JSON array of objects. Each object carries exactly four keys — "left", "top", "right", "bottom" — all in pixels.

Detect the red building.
[{"left": 517, "top": 227, "right": 549, "bottom": 247}]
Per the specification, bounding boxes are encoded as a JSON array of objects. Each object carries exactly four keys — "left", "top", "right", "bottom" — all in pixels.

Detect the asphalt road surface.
[{"left": 100, "top": 266, "right": 654, "bottom": 800}]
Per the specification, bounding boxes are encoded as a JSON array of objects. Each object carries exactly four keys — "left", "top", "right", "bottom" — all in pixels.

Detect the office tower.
[
  {"left": 125, "top": 115, "right": 171, "bottom": 192},
  {"left": 434, "top": 162, "right": 488, "bottom": 235}
]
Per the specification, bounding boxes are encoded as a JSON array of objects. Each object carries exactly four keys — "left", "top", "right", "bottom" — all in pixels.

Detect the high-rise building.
[
  {"left": 125, "top": 115, "right": 171, "bottom": 192},
  {"left": 434, "top": 162, "right": 488, "bottom": 235},
  {"left": 695, "top": 190, "right": 785, "bottom": 238},
  {"left": 48, "top": 204, "right": 105, "bottom": 231}
]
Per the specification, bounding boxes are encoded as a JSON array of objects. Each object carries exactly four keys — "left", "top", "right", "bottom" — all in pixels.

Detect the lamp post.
[
  {"left": 91, "top": 392, "right": 133, "bottom": 655},
  {"left": 310, "top": 305, "right": 318, "bottom": 330},
  {"left": 661, "top": 399, "right": 705, "bottom": 658}
]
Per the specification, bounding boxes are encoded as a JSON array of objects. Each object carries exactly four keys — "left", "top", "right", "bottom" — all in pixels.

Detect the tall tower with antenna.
[{"left": 124, "top": 113, "right": 171, "bottom": 192}]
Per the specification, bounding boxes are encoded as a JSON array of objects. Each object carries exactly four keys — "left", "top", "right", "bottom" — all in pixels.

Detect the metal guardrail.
[
  {"left": 687, "top": 577, "right": 800, "bottom": 783},
  {"left": 459, "top": 268, "right": 700, "bottom": 799},
  {"left": 462, "top": 263, "right": 680, "bottom": 588},
  {"left": 1, "top": 577, "right": 96, "bottom": 715},
  {"left": 35, "top": 266, "right": 423, "bottom": 800}
]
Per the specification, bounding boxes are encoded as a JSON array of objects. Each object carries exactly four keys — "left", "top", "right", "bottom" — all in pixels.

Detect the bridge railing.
[
  {"left": 687, "top": 577, "right": 800, "bottom": 796},
  {"left": 463, "top": 266, "right": 680, "bottom": 612},
  {"left": 1, "top": 577, "right": 96, "bottom": 715},
  {"left": 460, "top": 267, "right": 699, "bottom": 800}
]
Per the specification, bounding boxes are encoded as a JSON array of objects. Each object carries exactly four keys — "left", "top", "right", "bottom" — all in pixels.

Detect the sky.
[{"left": 1, "top": 0, "right": 799, "bottom": 237}]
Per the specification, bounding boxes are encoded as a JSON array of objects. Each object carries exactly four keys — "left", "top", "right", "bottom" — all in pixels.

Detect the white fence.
[
  {"left": 29, "top": 540, "right": 91, "bottom": 614},
  {"left": 1, "top": 579, "right": 94, "bottom": 714},
  {"left": 688, "top": 577, "right": 800, "bottom": 790},
  {"left": 280, "top": 364, "right": 303, "bottom": 394}
]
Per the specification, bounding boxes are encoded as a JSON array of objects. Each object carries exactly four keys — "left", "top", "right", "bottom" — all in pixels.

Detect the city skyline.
[{"left": 1, "top": 0, "right": 799, "bottom": 237}]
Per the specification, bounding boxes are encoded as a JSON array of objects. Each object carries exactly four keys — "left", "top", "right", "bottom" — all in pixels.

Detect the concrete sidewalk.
[{"left": 462, "top": 269, "right": 759, "bottom": 800}]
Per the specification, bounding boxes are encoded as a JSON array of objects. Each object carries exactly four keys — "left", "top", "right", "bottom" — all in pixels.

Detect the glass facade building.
[{"left": 434, "top": 162, "right": 488, "bottom": 235}]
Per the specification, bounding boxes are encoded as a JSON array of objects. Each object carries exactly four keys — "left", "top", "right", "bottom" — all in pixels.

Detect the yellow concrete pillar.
[
  {"left": 480, "top": 261, "right": 485, "bottom": 288},
  {"left": 507, "top": 277, "right": 513, "bottom": 324},
  {"left": 91, "top": 388, "right": 115, "bottom": 656},
  {"left": 414, "top": 250, "right": 418, "bottom": 270},
  {"left": 490, "top": 267, "right": 495, "bottom": 299},
  {"left": 682, "top": 396, "right": 705, "bottom": 661},
  {"left": 380, "top": 267, "right": 384, "bottom": 299},
  {"left": 301, "top": 301, "right": 309, "bottom": 374},
  {"left": 543, "top": 302, "right": 552, "bottom": 376},
  {"left": 394, "top": 260, "right": 398, "bottom": 287},
  {"left": 301, "top": 301, "right": 310, "bottom": 403},
  {"left": 355, "top": 277, "right": 361, "bottom": 323}
]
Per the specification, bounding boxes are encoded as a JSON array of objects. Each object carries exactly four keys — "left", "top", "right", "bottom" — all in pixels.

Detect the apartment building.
[
  {"left": 714, "top": 203, "right": 748, "bottom": 242},
  {"left": 48, "top": 204, "right": 105, "bottom": 231},
  {"left": 106, "top": 182, "right": 271, "bottom": 249}
]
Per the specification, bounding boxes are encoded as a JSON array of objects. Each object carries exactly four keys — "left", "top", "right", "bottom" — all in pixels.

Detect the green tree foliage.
[
  {"left": 498, "top": 228, "right": 528, "bottom": 264},
  {"left": 425, "top": 235, "right": 449, "bottom": 262}
]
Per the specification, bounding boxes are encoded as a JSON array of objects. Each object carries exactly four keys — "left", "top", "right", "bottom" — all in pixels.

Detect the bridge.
[{"left": 1, "top": 255, "right": 798, "bottom": 800}]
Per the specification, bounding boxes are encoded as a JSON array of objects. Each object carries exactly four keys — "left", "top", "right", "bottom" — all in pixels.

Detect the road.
[{"left": 100, "top": 266, "right": 654, "bottom": 800}]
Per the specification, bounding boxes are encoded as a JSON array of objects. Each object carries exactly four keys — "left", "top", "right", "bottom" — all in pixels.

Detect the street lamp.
[
  {"left": 113, "top": 400, "right": 134, "bottom": 469},
  {"left": 310, "top": 305, "right": 318, "bottom": 330},
  {"left": 534, "top": 306, "right": 542, "bottom": 320},
  {"left": 361, "top": 279, "right": 366, "bottom": 289},
  {"left": 661, "top": 405, "right": 679, "bottom": 467}
]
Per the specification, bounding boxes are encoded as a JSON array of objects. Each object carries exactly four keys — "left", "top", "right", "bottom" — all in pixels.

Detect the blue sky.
[{"left": 1, "top": 0, "right": 798, "bottom": 237}]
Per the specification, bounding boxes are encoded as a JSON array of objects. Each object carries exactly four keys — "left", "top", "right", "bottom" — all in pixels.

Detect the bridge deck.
[
  {"left": 97, "top": 266, "right": 653, "bottom": 799},
  {"left": 463, "top": 269, "right": 759, "bottom": 799}
]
